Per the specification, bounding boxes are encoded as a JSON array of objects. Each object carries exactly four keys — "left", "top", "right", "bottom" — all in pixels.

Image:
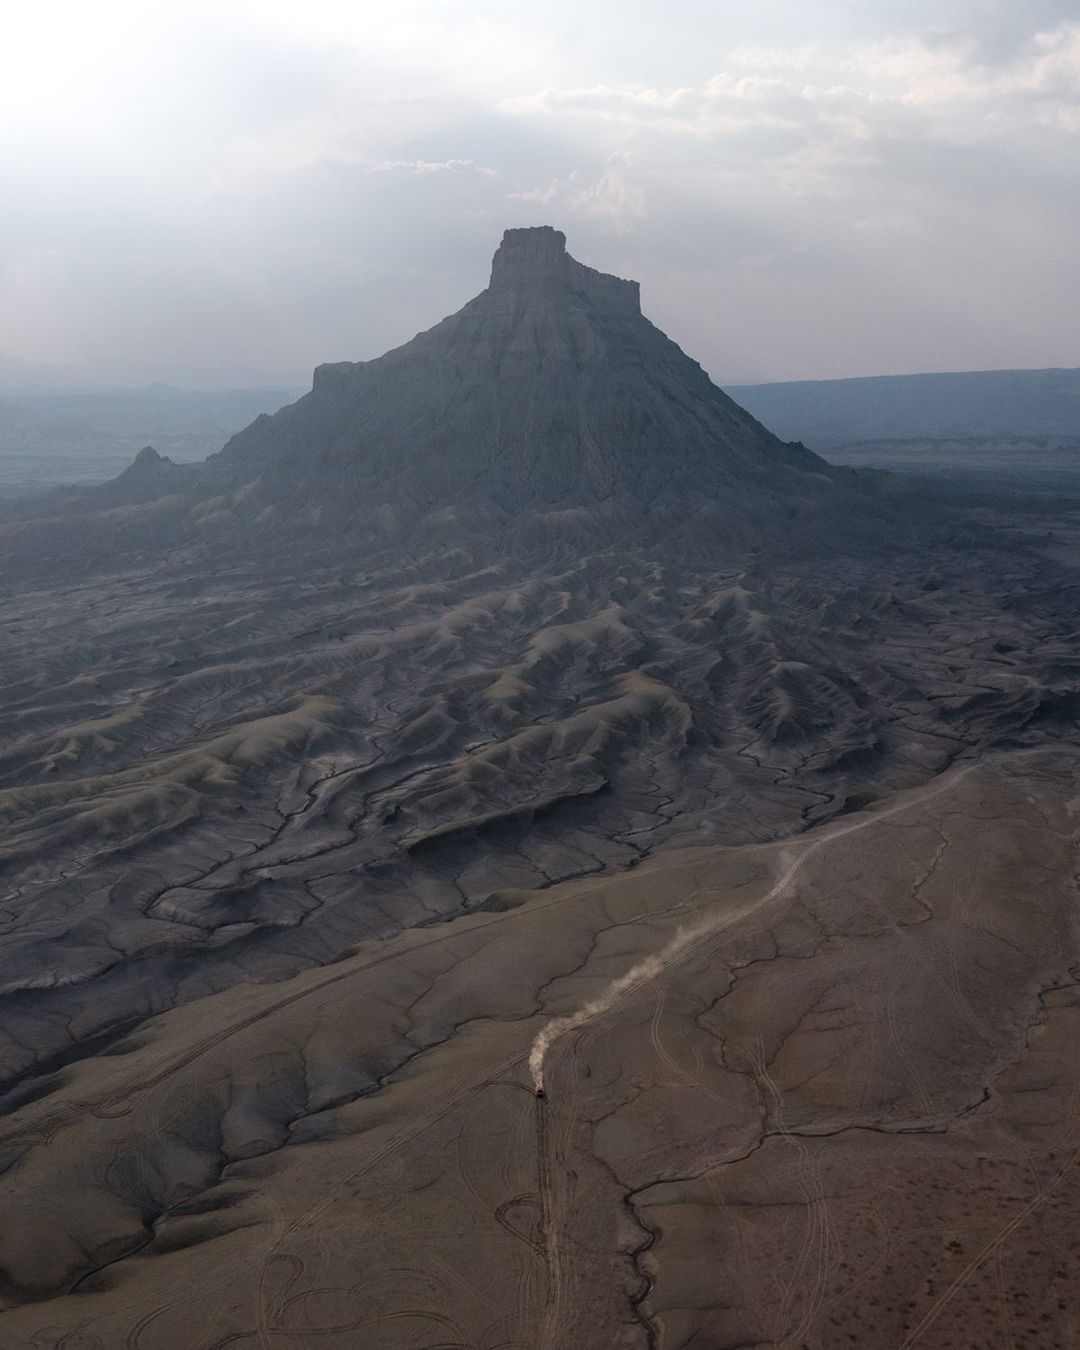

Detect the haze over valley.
[{"left": 2, "top": 4, "right": 1080, "bottom": 1348}]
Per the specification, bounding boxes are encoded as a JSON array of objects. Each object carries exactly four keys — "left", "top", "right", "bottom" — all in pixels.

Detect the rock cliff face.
[
  {"left": 488, "top": 224, "right": 641, "bottom": 311},
  {"left": 1, "top": 227, "right": 914, "bottom": 571},
  {"left": 207, "top": 226, "right": 854, "bottom": 546}
]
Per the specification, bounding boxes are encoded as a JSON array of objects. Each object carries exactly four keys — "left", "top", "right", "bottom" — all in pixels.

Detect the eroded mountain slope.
[
  {"left": 2, "top": 528, "right": 1077, "bottom": 1111},
  {"left": 2, "top": 228, "right": 1079, "bottom": 1347}
]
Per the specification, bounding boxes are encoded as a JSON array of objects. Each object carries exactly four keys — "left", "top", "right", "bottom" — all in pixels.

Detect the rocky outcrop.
[
  {"left": 82, "top": 443, "right": 192, "bottom": 506},
  {"left": 488, "top": 225, "right": 641, "bottom": 314},
  {"left": 0, "top": 228, "right": 926, "bottom": 577}
]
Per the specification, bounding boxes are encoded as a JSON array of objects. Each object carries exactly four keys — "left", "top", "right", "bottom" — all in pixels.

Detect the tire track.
[
  {"left": 250, "top": 1051, "right": 528, "bottom": 1349},
  {"left": 526, "top": 756, "right": 1001, "bottom": 1344}
]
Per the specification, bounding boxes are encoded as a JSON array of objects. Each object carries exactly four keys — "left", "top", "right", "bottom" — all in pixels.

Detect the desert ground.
[
  {"left": 2, "top": 495, "right": 1080, "bottom": 1347},
  {"left": 2, "top": 227, "right": 1079, "bottom": 1347},
  {"left": 0, "top": 744, "right": 1078, "bottom": 1348}
]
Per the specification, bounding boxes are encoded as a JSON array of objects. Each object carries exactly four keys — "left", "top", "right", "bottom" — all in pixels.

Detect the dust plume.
[{"left": 529, "top": 931, "right": 694, "bottom": 1090}]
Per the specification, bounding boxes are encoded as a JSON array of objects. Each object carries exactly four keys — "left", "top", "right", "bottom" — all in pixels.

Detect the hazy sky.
[{"left": 2, "top": 0, "right": 1078, "bottom": 388}]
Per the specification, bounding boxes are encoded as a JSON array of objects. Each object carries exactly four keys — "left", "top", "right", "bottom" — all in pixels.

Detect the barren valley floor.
[
  {"left": 2, "top": 329, "right": 1080, "bottom": 1348},
  {"left": 1, "top": 747, "right": 1079, "bottom": 1348}
]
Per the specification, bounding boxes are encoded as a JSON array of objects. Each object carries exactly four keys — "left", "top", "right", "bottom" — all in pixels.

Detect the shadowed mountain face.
[
  {"left": 216, "top": 226, "right": 829, "bottom": 524},
  {"left": 1, "top": 228, "right": 911, "bottom": 571},
  {"left": 2, "top": 230, "right": 1080, "bottom": 1348}
]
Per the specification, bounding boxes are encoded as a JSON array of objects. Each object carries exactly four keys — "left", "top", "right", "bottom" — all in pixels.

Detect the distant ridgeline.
[
  {"left": 729, "top": 368, "right": 1080, "bottom": 445},
  {"left": 0, "top": 385, "right": 302, "bottom": 435}
]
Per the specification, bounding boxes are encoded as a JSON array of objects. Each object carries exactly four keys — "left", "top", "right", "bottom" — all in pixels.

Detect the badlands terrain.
[{"left": 1, "top": 229, "right": 1079, "bottom": 1348}]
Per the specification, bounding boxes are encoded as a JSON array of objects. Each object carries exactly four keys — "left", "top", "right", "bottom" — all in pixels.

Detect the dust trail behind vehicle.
[{"left": 528, "top": 757, "right": 983, "bottom": 1094}]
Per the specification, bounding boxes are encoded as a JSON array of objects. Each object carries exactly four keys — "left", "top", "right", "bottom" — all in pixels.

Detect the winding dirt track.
[
  {"left": 2, "top": 748, "right": 1080, "bottom": 1348},
  {"left": 532, "top": 755, "right": 987, "bottom": 1348}
]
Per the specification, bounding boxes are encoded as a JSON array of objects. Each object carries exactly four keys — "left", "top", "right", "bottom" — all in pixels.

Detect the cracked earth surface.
[
  {"left": 1, "top": 746, "right": 1078, "bottom": 1348},
  {"left": 3, "top": 502, "right": 1080, "bottom": 1347}
]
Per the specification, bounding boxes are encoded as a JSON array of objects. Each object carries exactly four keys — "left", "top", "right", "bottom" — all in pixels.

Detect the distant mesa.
[{"left": 731, "top": 366, "right": 1080, "bottom": 444}]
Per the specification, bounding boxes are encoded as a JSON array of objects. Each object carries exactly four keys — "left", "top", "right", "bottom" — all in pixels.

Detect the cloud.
[
  {"left": 0, "top": 4, "right": 1076, "bottom": 386},
  {"left": 501, "top": 22, "right": 1080, "bottom": 232},
  {"left": 508, "top": 163, "right": 644, "bottom": 228},
  {"left": 505, "top": 23, "right": 1080, "bottom": 136},
  {"left": 502, "top": 84, "right": 698, "bottom": 117},
  {"left": 370, "top": 158, "right": 497, "bottom": 175}
]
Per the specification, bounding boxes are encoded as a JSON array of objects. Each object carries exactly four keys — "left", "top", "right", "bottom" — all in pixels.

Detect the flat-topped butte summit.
[{"left": 486, "top": 225, "right": 641, "bottom": 313}]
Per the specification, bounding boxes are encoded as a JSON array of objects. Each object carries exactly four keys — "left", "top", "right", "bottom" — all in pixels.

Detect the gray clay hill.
[
  {"left": 216, "top": 226, "right": 829, "bottom": 518},
  {"left": 3, "top": 227, "right": 912, "bottom": 570}
]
